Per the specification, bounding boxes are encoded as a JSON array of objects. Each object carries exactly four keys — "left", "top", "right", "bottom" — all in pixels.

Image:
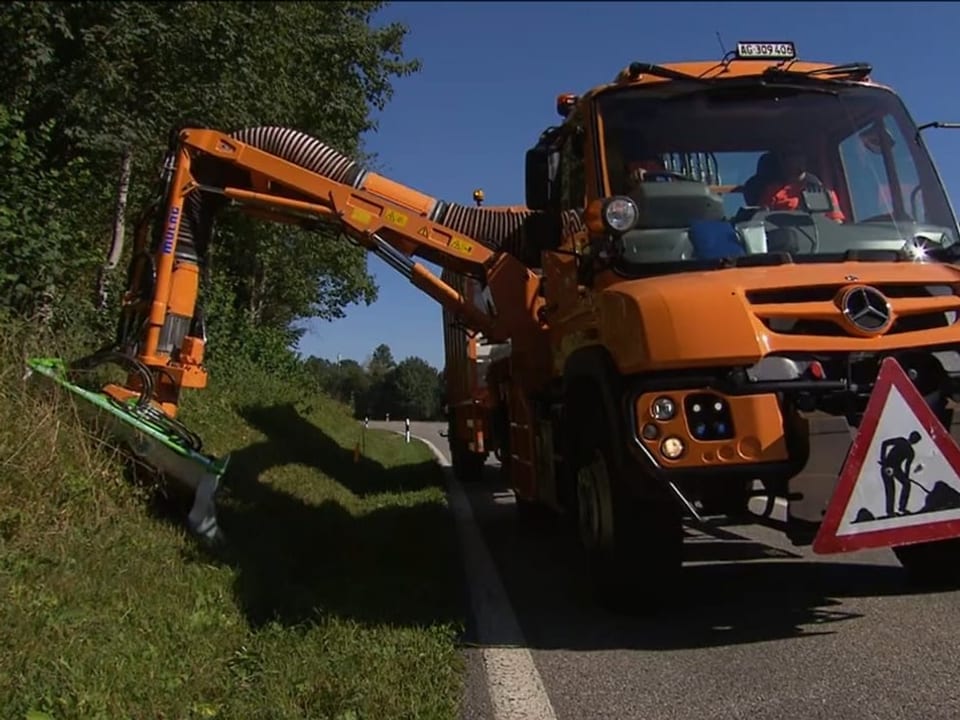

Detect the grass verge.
[{"left": 0, "top": 322, "right": 465, "bottom": 719}]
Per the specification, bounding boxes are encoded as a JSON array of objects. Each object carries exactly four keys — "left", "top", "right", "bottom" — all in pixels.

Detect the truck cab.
[{"left": 517, "top": 43, "right": 960, "bottom": 605}]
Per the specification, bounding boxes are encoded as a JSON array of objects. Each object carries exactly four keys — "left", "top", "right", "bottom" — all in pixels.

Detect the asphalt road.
[{"left": 373, "top": 420, "right": 960, "bottom": 720}]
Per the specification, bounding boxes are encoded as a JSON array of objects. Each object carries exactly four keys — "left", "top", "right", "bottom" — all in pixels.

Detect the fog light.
[
  {"left": 642, "top": 423, "right": 659, "bottom": 440},
  {"left": 661, "top": 436, "right": 685, "bottom": 459},
  {"left": 650, "top": 396, "right": 676, "bottom": 421}
]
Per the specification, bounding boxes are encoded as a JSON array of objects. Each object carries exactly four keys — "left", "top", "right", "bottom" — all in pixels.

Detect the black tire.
[{"left": 570, "top": 397, "right": 684, "bottom": 613}]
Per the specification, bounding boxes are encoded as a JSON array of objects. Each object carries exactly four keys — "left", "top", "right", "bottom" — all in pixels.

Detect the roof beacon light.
[
  {"left": 735, "top": 41, "right": 796, "bottom": 61},
  {"left": 557, "top": 94, "right": 578, "bottom": 118}
]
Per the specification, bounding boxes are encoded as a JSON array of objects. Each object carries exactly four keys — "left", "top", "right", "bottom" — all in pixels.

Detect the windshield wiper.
[
  {"left": 664, "top": 78, "right": 840, "bottom": 102},
  {"left": 625, "top": 62, "right": 712, "bottom": 85},
  {"left": 764, "top": 62, "right": 872, "bottom": 81}
]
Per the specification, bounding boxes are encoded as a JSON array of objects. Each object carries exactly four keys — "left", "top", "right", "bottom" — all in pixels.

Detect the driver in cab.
[
  {"left": 758, "top": 148, "right": 847, "bottom": 223},
  {"left": 627, "top": 155, "right": 668, "bottom": 186}
]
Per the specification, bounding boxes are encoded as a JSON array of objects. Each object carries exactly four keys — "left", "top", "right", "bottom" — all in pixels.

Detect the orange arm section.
[{"left": 109, "top": 126, "right": 546, "bottom": 417}]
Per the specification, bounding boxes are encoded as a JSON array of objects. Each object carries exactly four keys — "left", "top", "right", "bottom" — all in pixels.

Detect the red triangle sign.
[{"left": 813, "top": 356, "right": 960, "bottom": 554}]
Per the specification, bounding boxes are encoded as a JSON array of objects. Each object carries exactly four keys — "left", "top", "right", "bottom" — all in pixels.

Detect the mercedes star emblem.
[{"left": 840, "top": 285, "right": 893, "bottom": 334}]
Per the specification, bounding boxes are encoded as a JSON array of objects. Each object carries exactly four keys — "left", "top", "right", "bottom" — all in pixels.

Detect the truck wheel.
[
  {"left": 573, "top": 412, "right": 683, "bottom": 613},
  {"left": 894, "top": 538, "right": 960, "bottom": 587}
]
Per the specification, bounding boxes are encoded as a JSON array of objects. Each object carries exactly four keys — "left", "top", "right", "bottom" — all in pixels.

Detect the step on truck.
[{"left": 34, "top": 40, "right": 960, "bottom": 610}]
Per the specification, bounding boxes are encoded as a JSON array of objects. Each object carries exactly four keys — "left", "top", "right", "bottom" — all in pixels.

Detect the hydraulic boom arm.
[{"left": 90, "top": 125, "right": 552, "bottom": 420}]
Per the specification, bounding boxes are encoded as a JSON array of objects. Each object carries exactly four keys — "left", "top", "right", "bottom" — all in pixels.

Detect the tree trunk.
[
  {"left": 248, "top": 260, "right": 266, "bottom": 325},
  {"left": 97, "top": 148, "right": 133, "bottom": 309}
]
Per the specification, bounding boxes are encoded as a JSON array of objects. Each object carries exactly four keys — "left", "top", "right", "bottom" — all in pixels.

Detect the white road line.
[{"left": 410, "top": 433, "right": 558, "bottom": 720}]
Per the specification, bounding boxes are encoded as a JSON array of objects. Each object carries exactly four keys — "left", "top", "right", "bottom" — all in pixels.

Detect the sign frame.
[{"left": 813, "top": 356, "right": 960, "bottom": 554}]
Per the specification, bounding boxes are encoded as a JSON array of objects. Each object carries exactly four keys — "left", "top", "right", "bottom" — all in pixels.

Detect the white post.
[{"left": 405, "top": 417, "right": 411, "bottom": 443}]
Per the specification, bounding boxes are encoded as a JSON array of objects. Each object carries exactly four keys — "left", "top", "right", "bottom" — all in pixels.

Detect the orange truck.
[{"left": 51, "top": 41, "right": 960, "bottom": 610}]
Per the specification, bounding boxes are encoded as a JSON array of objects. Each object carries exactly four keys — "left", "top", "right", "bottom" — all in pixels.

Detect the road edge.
[{"left": 404, "top": 431, "right": 558, "bottom": 720}]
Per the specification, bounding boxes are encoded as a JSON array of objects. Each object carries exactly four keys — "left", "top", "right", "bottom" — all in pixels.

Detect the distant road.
[{"left": 371, "top": 419, "right": 960, "bottom": 720}]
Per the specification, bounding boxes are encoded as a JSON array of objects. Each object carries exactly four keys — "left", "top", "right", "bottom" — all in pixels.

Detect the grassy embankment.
[{"left": 0, "top": 320, "right": 465, "bottom": 719}]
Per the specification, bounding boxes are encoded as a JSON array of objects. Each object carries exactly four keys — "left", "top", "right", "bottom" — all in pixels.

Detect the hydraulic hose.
[
  {"left": 225, "top": 126, "right": 586, "bottom": 253},
  {"left": 157, "top": 125, "right": 585, "bottom": 362},
  {"left": 107, "top": 124, "right": 585, "bottom": 439}
]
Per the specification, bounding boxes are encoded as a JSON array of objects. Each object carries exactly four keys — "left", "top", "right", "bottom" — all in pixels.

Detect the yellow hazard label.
[
  {"left": 449, "top": 237, "right": 474, "bottom": 255},
  {"left": 384, "top": 209, "right": 408, "bottom": 228},
  {"left": 350, "top": 207, "right": 373, "bottom": 225},
  {"left": 417, "top": 226, "right": 429, "bottom": 238}
]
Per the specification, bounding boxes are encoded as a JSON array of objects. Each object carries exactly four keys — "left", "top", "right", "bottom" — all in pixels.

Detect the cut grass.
[{"left": 0, "top": 322, "right": 466, "bottom": 719}]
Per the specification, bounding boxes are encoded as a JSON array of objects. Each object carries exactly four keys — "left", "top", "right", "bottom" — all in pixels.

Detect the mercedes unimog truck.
[{"left": 32, "top": 41, "right": 960, "bottom": 609}]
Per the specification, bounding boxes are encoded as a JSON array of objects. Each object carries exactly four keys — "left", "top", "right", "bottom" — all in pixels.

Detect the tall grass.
[{"left": 0, "top": 316, "right": 466, "bottom": 719}]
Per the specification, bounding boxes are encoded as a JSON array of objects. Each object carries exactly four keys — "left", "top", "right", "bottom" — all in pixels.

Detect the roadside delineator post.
[{"left": 405, "top": 417, "right": 411, "bottom": 444}]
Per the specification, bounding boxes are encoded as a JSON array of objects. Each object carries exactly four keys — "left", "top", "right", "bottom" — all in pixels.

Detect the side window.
[
  {"left": 839, "top": 115, "right": 922, "bottom": 222},
  {"left": 558, "top": 126, "right": 586, "bottom": 210}
]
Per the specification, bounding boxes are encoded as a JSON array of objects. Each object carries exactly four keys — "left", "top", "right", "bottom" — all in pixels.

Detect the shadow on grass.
[{"left": 148, "top": 402, "right": 467, "bottom": 632}]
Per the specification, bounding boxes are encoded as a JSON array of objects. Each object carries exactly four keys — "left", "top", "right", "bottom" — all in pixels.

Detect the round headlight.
[
  {"left": 661, "top": 436, "right": 685, "bottom": 460},
  {"left": 650, "top": 396, "right": 676, "bottom": 421},
  {"left": 602, "top": 196, "right": 639, "bottom": 233}
]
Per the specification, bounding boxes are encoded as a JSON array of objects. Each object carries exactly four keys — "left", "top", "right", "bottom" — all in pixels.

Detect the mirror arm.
[
  {"left": 916, "top": 121, "right": 960, "bottom": 144},
  {"left": 918, "top": 121, "right": 960, "bottom": 132}
]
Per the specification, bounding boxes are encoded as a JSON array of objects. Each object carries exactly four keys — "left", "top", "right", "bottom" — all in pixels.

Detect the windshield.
[{"left": 597, "top": 81, "right": 960, "bottom": 273}]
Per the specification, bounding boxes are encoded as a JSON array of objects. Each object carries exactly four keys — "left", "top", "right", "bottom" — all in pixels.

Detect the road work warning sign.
[{"left": 813, "top": 357, "right": 960, "bottom": 554}]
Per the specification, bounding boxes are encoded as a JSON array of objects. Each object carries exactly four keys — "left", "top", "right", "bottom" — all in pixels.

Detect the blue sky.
[{"left": 296, "top": 1, "right": 960, "bottom": 370}]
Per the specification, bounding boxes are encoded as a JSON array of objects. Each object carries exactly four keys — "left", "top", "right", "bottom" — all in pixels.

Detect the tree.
[
  {"left": 367, "top": 343, "right": 396, "bottom": 378},
  {"left": 388, "top": 357, "right": 442, "bottom": 420},
  {"left": 304, "top": 348, "right": 443, "bottom": 419},
  {"left": 0, "top": 1, "right": 421, "bottom": 348}
]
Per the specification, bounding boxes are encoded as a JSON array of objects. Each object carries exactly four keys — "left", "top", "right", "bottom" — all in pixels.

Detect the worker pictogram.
[{"left": 813, "top": 357, "right": 960, "bottom": 553}]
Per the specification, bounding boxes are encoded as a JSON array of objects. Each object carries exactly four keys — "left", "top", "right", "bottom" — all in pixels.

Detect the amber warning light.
[{"left": 735, "top": 41, "right": 796, "bottom": 60}]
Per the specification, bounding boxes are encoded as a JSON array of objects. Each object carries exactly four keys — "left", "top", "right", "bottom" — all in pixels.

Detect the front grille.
[
  {"left": 746, "top": 283, "right": 960, "bottom": 337},
  {"left": 746, "top": 283, "right": 955, "bottom": 304}
]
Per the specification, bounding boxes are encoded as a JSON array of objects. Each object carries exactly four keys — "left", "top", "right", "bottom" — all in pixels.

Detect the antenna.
[{"left": 715, "top": 31, "right": 727, "bottom": 56}]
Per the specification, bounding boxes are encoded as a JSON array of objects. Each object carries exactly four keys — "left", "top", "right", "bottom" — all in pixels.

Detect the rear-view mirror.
[{"left": 525, "top": 147, "right": 551, "bottom": 211}]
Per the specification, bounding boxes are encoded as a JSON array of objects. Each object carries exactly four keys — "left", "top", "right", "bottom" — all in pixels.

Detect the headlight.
[
  {"left": 650, "top": 396, "right": 676, "bottom": 421},
  {"left": 602, "top": 196, "right": 639, "bottom": 233}
]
